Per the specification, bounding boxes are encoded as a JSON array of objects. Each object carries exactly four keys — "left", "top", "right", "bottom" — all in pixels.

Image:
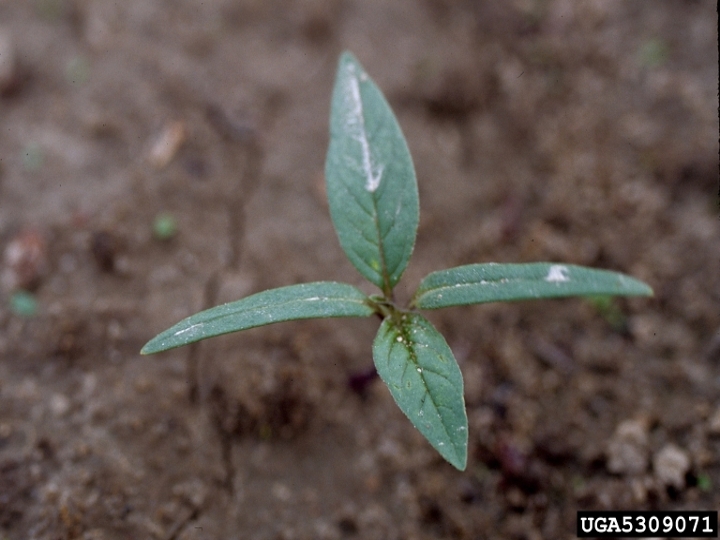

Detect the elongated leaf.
[
  {"left": 413, "top": 263, "right": 653, "bottom": 310},
  {"left": 325, "top": 52, "right": 419, "bottom": 294},
  {"left": 373, "top": 313, "right": 467, "bottom": 470},
  {"left": 141, "top": 282, "right": 373, "bottom": 354}
]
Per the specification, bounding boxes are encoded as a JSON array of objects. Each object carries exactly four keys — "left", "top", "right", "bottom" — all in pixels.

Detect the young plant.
[{"left": 141, "top": 52, "right": 653, "bottom": 470}]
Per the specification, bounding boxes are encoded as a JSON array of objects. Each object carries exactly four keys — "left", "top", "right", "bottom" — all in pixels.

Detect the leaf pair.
[{"left": 141, "top": 52, "right": 652, "bottom": 471}]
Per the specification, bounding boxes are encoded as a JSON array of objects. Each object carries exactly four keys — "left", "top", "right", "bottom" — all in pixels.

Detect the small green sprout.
[
  {"left": 142, "top": 52, "right": 653, "bottom": 470},
  {"left": 10, "top": 290, "right": 38, "bottom": 318},
  {"left": 586, "top": 295, "right": 627, "bottom": 332},
  {"left": 696, "top": 472, "right": 712, "bottom": 493},
  {"left": 152, "top": 212, "right": 177, "bottom": 241}
]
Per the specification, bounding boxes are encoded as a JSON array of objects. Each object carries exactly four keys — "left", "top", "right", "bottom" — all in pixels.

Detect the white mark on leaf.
[
  {"left": 345, "top": 63, "right": 384, "bottom": 192},
  {"left": 174, "top": 323, "right": 203, "bottom": 337},
  {"left": 545, "top": 265, "right": 570, "bottom": 283}
]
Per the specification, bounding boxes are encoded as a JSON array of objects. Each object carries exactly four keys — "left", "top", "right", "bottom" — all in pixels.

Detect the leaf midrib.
[
  {"left": 417, "top": 277, "right": 515, "bottom": 298},
  {"left": 185, "top": 294, "right": 370, "bottom": 328},
  {"left": 370, "top": 192, "right": 393, "bottom": 297}
]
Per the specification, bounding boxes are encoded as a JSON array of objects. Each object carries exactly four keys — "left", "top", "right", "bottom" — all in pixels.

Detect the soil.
[{"left": 1, "top": 1, "right": 718, "bottom": 539}]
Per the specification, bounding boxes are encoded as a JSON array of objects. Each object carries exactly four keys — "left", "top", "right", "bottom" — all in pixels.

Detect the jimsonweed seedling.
[{"left": 142, "top": 52, "right": 653, "bottom": 470}]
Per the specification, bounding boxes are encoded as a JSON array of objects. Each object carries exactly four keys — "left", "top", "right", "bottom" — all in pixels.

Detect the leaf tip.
[
  {"left": 338, "top": 50, "right": 359, "bottom": 67},
  {"left": 446, "top": 444, "right": 468, "bottom": 471},
  {"left": 622, "top": 275, "right": 654, "bottom": 297},
  {"left": 640, "top": 279, "right": 654, "bottom": 296},
  {"left": 140, "top": 334, "right": 170, "bottom": 355}
]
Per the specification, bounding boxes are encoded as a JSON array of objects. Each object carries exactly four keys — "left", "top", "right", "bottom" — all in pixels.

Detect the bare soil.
[{"left": 1, "top": 1, "right": 718, "bottom": 539}]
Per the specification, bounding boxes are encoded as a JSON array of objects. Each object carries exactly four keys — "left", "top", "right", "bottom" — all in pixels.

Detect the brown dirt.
[{"left": 1, "top": 1, "right": 718, "bottom": 539}]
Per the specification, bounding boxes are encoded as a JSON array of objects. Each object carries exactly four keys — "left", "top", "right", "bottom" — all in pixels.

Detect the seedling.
[
  {"left": 586, "top": 295, "right": 627, "bottom": 332},
  {"left": 152, "top": 212, "right": 177, "bottom": 241},
  {"left": 9, "top": 290, "right": 38, "bottom": 318},
  {"left": 142, "top": 52, "right": 653, "bottom": 470}
]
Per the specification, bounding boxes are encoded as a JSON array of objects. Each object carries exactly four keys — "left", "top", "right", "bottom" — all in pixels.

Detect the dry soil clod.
[
  {"left": 606, "top": 418, "right": 650, "bottom": 476},
  {"left": 653, "top": 444, "right": 691, "bottom": 490},
  {"left": 1, "top": 228, "right": 48, "bottom": 292}
]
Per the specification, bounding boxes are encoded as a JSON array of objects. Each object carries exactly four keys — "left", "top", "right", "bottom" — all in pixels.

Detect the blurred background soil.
[{"left": 0, "top": 1, "right": 718, "bottom": 539}]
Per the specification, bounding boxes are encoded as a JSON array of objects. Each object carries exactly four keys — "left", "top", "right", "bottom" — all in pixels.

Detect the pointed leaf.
[
  {"left": 413, "top": 263, "right": 653, "bottom": 310},
  {"left": 325, "top": 51, "right": 419, "bottom": 294},
  {"left": 141, "top": 282, "right": 374, "bottom": 354},
  {"left": 373, "top": 313, "right": 467, "bottom": 470}
]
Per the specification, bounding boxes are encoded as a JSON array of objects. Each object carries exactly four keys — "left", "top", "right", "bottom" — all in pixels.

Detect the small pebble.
[
  {"left": 2, "top": 228, "right": 47, "bottom": 291},
  {"left": 653, "top": 444, "right": 690, "bottom": 489},
  {"left": 606, "top": 418, "right": 649, "bottom": 475}
]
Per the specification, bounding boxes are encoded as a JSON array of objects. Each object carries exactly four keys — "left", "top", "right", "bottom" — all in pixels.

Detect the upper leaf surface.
[
  {"left": 373, "top": 313, "right": 468, "bottom": 470},
  {"left": 141, "top": 282, "right": 373, "bottom": 354},
  {"left": 325, "top": 51, "right": 419, "bottom": 294},
  {"left": 413, "top": 263, "right": 653, "bottom": 310}
]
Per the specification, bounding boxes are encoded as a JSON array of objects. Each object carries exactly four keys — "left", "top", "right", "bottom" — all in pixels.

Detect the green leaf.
[
  {"left": 141, "top": 282, "right": 374, "bottom": 354},
  {"left": 373, "top": 313, "right": 467, "bottom": 470},
  {"left": 413, "top": 263, "right": 654, "bottom": 310},
  {"left": 325, "top": 51, "right": 419, "bottom": 295}
]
